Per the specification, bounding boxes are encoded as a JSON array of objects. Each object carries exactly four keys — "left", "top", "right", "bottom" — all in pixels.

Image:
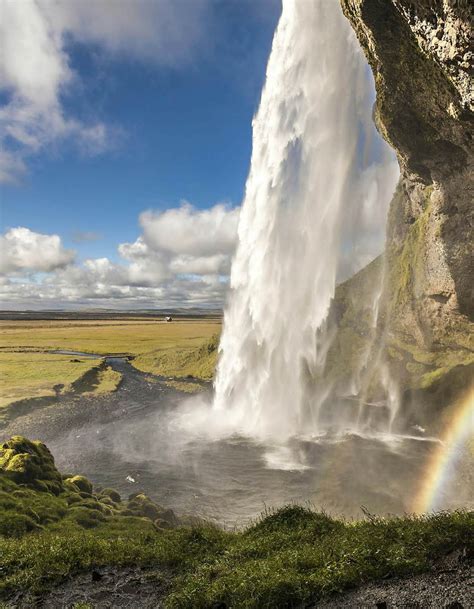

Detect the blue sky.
[
  {"left": 0, "top": 0, "right": 397, "bottom": 310},
  {"left": 0, "top": 0, "right": 281, "bottom": 309},
  {"left": 1, "top": 1, "right": 280, "bottom": 271}
]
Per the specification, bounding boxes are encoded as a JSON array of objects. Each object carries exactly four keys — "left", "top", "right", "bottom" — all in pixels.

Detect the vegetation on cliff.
[{"left": 0, "top": 437, "right": 472, "bottom": 607}]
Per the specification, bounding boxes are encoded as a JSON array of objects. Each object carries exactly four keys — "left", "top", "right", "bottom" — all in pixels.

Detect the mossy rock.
[
  {"left": 0, "top": 436, "right": 63, "bottom": 495},
  {"left": 65, "top": 493, "right": 83, "bottom": 506},
  {"left": 65, "top": 475, "right": 93, "bottom": 494},
  {"left": 126, "top": 493, "right": 165, "bottom": 521},
  {"left": 100, "top": 488, "right": 121, "bottom": 503},
  {"left": 98, "top": 496, "right": 119, "bottom": 509},
  {"left": 73, "top": 498, "right": 106, "bottom": 513}
]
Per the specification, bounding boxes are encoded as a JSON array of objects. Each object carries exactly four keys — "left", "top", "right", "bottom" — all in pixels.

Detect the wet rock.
[{"left": 335, "top": 0, "right": 474, "bottom": 423}]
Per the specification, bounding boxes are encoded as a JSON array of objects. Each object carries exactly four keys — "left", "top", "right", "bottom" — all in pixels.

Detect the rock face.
[{"left": 331, "top": 0, "right": 473, "bottom": 426}]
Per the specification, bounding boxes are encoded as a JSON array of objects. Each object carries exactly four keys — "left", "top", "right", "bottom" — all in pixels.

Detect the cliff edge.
[{"left": 330, "top": 0, "right": 474, "bottom": 427}]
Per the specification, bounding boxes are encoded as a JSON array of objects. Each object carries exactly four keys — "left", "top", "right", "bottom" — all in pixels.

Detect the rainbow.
[{"left": 412, "top": 384, "right": 474, "bottom": 514}]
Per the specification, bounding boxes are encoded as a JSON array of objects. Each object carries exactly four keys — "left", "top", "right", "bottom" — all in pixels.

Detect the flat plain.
[{"left": 0, "top": 317, "right": 221, "bottom": 408}]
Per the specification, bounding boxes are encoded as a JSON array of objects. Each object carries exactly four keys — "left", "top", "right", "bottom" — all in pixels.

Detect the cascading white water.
[{"left": 213, "top": 0, "right": 398, "bottom": 440}]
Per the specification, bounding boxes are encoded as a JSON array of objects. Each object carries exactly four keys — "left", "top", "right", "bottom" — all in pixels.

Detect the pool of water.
[{"left": 5, "top": 357, "right": 471, "bottom": 526}]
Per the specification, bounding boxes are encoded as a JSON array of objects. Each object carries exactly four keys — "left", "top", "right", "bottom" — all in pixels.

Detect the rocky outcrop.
[{"left": 332, "top": 0, "right": 473, "bottom": 425}]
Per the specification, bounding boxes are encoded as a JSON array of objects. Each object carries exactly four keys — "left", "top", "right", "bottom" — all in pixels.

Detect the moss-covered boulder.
[
  {"left": 125, "top": 493, "right": 164, "bottom": 520},
  {"left": 124, "top": 493, "right": 179, "bottom": 527},
  {"left": 0, "top": 437, "right": 181, "bottom": 539},
  {"left": 0, "top": 436, "right": 63, "bottom": 495},
  {"left": 65, "top": 475, "right": 93, "bottom": 495},
  {"left": 100, "top": 488, "right": 121, "bottom": 503}
]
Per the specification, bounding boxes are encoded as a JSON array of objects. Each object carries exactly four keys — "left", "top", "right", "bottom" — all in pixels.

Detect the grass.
[
  {"left": 162, "top": 380, "right": 207, "bottom": 393},
  {"left": 0, "top": 502, "right": 471, "bottom": 607},
  {"left": 84, "top": 365, "right": 122, "bottom": 396},
  {"left": 0, "top": 319, "right": 221, "bottom": 358},
  {"left": 0, "top": 318, "right": 221, "bottom": 406},
  {"left": 0, "top": 352, "right": 101, "bottom": 408},
  {"left": 134, "top": 333, "right": 220, "bottom": 381}
]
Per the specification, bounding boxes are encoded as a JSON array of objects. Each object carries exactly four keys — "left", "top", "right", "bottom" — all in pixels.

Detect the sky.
[
  {"left": 0, "top": 0, "right": 397, "bottom": 311},
  {"left": 0, "top": 0, "right": 281, "bottom": 310}
]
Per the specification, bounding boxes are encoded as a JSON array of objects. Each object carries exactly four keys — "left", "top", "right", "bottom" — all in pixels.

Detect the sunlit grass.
[
  {"left": 0, "top": 319, "right": 221, "bottom": 406},
  {"left": 0, "top": 502, "right": 471, "bottom": 607},
  {"left": 0, "top": 352, "right": 101, "bottom": 408},
  {"left": 0, "top": 319, "right": 221, "bottom": 357},
  {"left": 84, "top": 366, "right": 122, "bottom": 396}
]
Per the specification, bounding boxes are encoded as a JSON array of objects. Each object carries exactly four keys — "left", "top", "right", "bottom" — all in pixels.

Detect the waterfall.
[{"left": 213, "top": 0, "right": 399, "bottom": 440}]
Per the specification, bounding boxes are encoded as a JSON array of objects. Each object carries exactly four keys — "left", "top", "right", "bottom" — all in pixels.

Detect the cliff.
[{"left": 326, "top": 0, "right": 473, "bottom": 429}]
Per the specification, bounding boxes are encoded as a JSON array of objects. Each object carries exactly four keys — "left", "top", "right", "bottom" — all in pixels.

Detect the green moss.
[
  {"left": 100, "top": 488, "right": 121, "bottom": 503},
  {"left": 0, "top": 436, "right": 63, "bottom": 495},
  {"left": 66, "top": 506, "right": 108, "bottom": 529},
  {"left": 388, "top": 186, "right": 432, "bottom": 311},
  {"left": 126, "top": 493, "right": 166, "bottom": 520},
  {"left": 0, "top": 512, "right": 41, "bottom": 537},
  {"left": 65, "top": 475, "right": 93, "bottom": 494}
]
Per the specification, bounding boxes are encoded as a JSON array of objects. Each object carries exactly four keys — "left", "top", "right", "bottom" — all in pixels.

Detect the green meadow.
[{"left": 0, "top": 318, "right": 221, "bottom": 408}]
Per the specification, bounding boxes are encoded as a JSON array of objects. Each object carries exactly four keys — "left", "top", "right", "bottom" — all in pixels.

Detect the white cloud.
[
  {"left": 0, "top": 0, "right": 213, "bottom": 183},
  {"left": 0, "top": 227, "right": 75, "bottom": 274},
  {"left": 0, "top": 203, "right": 240, "bottom": 309},
  {"left": 140, "top": 202, "right": 240, "bottom": 257},
  {"left": 44, "top": 0, "right": 212, "bottom": 66}
]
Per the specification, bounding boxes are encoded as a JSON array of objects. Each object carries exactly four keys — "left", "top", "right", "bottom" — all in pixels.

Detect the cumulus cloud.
[
  {"left": 0, "top": 0, "right": 212, "bottom": 183},
  {"left": 0, "top": 227, "right": 75, "bottom": 274},
  {"left": 0, "top": 203, "right": 240, "bottom": 309},
  {"left": 140, "top": 202, "right": 240, "bottom": 257}
]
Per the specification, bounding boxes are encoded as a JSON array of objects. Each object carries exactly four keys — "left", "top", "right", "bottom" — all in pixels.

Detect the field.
[
  {"left": 0, "top": 317, "right": 221, "bottom": 408},
  {"left": 0, "top": 352, "right": 102, "bottom": 408}
]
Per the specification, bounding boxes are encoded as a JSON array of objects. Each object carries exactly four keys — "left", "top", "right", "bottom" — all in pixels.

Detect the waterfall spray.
[{"left": 213, "top": 0, "right": 398, "bottom": 440}]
